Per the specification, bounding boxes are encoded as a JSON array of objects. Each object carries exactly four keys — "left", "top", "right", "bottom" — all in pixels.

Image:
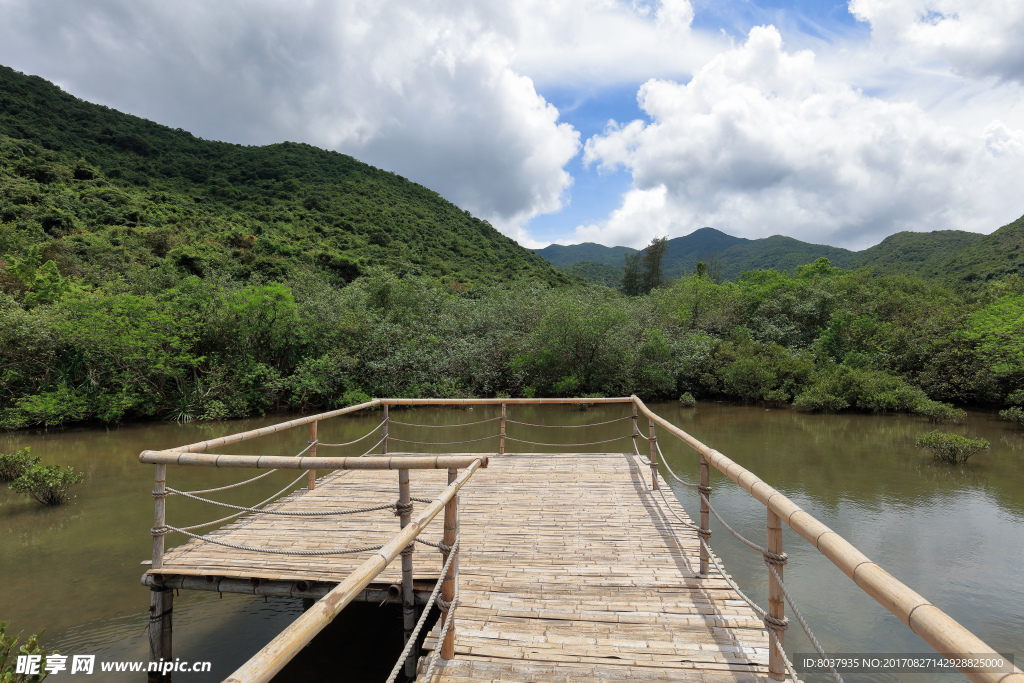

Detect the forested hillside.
[
  {"left": 0, "top": 65, "right": 565, "bottom": 287},
  {"left": 1, "top": 65, "right": 1023, "bottom": 432}
]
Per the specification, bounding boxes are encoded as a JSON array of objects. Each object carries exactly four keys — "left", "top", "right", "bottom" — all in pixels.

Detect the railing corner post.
[
  {"left": 440, "top": 467, "right": 459, "bottom": 660},
  {"left": 149, "top": 463, "right": 171, "bottom": 675},
  {"left": 500, "top": 401, "right": 506, "bottom": 455},
  {"left": 382, "top": 404, "right": 389, "bottom": 455},
  {"left": 647, "top": 421, "right": 658, "bottom": 491},
  {"left": 398, "top": 465, "right": 414, "bottom": 677},
  {"left": 767, "top": 508, "right": 786, "bottom": 681},
  {"left": 698, "top": 455, "right": 711, "bottom": 576},
  {"left": 307, "top": 420, "right": 317, "bottom": 490}
]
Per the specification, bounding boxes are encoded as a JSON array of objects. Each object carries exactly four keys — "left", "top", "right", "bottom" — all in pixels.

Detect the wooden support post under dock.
[
  {"left": 439, "top": 468, "right": 458, "bottom": 660},
  {"left": 398, "top": 466, "right": 416, "bottom": 679},
  {"left": 148, "top": 463, "right": 171, "bottom": 680}
]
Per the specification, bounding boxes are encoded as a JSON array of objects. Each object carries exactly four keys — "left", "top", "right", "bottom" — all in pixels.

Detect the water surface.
[{"left": 1, "top": 402, "right": 1020, "bottom": 682}]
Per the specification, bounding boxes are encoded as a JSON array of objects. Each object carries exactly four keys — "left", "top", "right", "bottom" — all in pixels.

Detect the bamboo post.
[
  {"left": 398, "top": 467, "right": 415, "bottom": 678},
  {"left": 382, "top": 405, "right": 389, "bottom": 455},
  {"left": 499, "top": 402, "right": 506, "bottom": 455},
  {"left": 149, "top": 464, "right": 172, "bottom": 678},
  {"left": 631, "top": 402, "right": 639, "bottom": 455},
  {"left": 767, "top": 509, "right": 786, "bottom": 681},
  {"left": 647, "top": 421, "right": 658, "bottom": 490},
  {"left": 440, "top": 468, "right": 459, "bottom": 660},
  {"left": 699, "top": 455, "right": 710, "bottom": 576},
  {"left": 307, "top": 421, "right": 317, "bottom": 490}
]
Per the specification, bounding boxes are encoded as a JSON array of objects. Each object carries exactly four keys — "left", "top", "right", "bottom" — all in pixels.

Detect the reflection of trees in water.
[
  {"left": 648, "top": 401, "right": 1024, "bottom": 517},
  {"left": 1, "top": 501, "right": 84, "bottom": 546}
]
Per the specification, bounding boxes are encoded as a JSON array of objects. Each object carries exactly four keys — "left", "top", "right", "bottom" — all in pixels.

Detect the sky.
[{"left": 1, "top": 0, "right": 1023, "bottom": 251}]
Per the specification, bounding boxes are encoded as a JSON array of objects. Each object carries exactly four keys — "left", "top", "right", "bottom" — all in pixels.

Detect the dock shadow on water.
[{"left": 1, "top": 402, "right": 1022, "bottom": 682}]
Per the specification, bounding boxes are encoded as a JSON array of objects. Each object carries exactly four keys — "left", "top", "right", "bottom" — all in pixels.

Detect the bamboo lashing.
[{"left": 223, "top": 459, "right": 483, "bottom": 683}]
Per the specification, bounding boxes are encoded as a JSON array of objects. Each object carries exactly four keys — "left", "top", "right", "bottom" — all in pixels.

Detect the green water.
[{"left": 0, "top": 403, "right": 1021, "bottom": 682}]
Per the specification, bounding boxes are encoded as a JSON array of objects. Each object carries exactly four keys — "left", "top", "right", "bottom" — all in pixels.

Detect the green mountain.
[
  {"left": 537, "top": 222, "right": 1021, "bottom": 286},
  {"left": 922, "top": 214, "right": 1024, "bottom": 284},
  {"left": 533, "top": 242, "right": 636, "bottom": 268},
  {"left": 0, "top": 65, "right": 567, "bottom": 287}
]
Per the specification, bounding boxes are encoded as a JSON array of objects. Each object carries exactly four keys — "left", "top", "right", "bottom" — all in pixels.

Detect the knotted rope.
[
  {"left": 505, "top": 414, "right": 633, "bottom": 428},
  {"left": 383, "top": 534, "right": 461, "bottom": 683},
  {"left": 387, "top": 416, "right": 501, "bottom": 428}
]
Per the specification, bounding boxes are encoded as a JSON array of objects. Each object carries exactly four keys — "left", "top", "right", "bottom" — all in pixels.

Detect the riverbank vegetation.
[
  {"left": 2, "top": 248, "right": 1023, "bottom": 430},
  {"left": 916, "top": 431, "right": 991, "bottom": 464},
  {"left": 2, "top": 65, "right": 1024, "bottom": 432},
  {"left": 0, "top": 620, "right": 52, "bottom": 682}
]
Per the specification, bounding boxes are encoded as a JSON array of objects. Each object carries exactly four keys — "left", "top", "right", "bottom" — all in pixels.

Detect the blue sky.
[{"left": 1, "top": 0, "right": 1022, "bottom": 250}]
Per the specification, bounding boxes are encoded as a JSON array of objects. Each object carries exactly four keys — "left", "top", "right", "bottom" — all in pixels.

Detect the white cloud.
[
  {"left": 580, "top": 25, "right": 1024, "bottom": 249},
  {"left": 0, "top": 0, "right": 589, "bottom": 236},
  {"left": 849, "top": 0, "right": 1024, "bottom": 85}
]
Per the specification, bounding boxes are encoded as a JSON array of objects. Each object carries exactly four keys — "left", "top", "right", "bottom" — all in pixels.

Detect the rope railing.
[
  {"left": 504, "top": 433, "right": 634, "bottom": 447},
  {"left": 422, "top": 585, "right": 460, "bottom": 681},
  {"left": 384, "top": 535, "right": 461, "bottom": 683},
  {"left": 649, "top": 420, "right": 842, "bottom": 683},
  {"left": 175, "top": 470, "right": 310, "bottom": 532},
  {"left": 166, "top": 487, "right": 399, "bottom": 517},
  {"left": 316, "top": 419, "right": 385, "bottom": 447},
  {"left": 505, "top": 414, "right": 633, "bottom": 428},
  {"left": 387, "top": 434, "right": 497, "bottom": 446},
  {"left": 387, "top": 416, "right": 501, "bottom": 428},
  {"left": 157, "top": 526, "right": 386, "bottom": 556}
]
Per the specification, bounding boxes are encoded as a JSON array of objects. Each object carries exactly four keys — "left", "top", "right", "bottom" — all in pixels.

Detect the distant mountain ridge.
[{"left": 537, "top": 220, "right": 1023, "bottom": 285}]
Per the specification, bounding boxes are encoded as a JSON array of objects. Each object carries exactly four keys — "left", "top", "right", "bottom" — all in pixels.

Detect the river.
[{"left": 1, "top": 402, "right": 1021, "bottom": 682}]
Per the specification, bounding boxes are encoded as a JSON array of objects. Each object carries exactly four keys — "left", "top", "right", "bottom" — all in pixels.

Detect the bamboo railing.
[
  {"left": 630, "top": 396, "right": 1023, "bottom": 683},
  {"left": 139, "top": 396, "right": 1022, "bottom": 683}
]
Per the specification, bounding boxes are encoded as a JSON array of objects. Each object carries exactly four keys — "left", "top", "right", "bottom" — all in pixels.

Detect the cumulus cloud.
[
  {"left": 849, "top": 0, "right": 1024, "bottom": 85},
  {"left": 580, "top": 25, "right": 1024, "bottom": 249},
  {"left": 0, "top": 0, "right": 588, "bottom": 238}
]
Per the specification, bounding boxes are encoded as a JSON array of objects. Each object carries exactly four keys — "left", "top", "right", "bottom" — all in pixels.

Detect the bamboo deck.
[{"left": 147, "top": 451, "right": 771, "bottom": 681}]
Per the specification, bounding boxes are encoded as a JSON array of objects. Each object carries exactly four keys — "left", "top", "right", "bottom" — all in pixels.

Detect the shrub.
[
  {"left": 0, "top": 619, "right": 53, "bottom": 683},
  {"left": 794, "top": 365, "right": 927, "bottom": 413},
  {"left": 913, "top": 399, "right": 966, "bottom": 423},
  {"left": 999, "top": 406, "right": 1024, "bottom": 428},
  {"left": 0, "top": 447, "right": 38, "bottom": 481},
  {"left": 915, "top": 431, "right": 989, "bottom": 464},
  {"left": 793, "top": 386, "right": 849, "bottom": 412},
  {"left": 678, "top": 392, "right": 696, "bottom": 407},
  {"left": 10, "top": 464, "right": 85, "bottom": 505}
]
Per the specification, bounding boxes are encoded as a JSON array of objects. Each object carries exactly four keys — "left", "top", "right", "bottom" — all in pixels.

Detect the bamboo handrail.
[
  {"left": 138, "top": 453, "right": 489, "bottom": 470},
  {"left": 223, "top": 459, "right": 483, "bottom": 683},
  {"left": 150, "top": 399, "right": 381, "bottom": 454},
  {"left": 631, "top": 395, "right": 1023, "bottom": 683},
  {"left": 379, "top": 397, "right": 633, "bottom": 405}
]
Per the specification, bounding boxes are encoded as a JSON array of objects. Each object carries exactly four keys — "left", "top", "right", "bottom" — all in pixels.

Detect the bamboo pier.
[{"left": 139, "top": 397, "right": 1024, "bottom": 683}]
